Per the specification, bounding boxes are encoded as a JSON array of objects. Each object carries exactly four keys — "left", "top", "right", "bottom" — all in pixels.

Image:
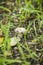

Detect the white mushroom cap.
[
  {"left": 10, "top": 37, "right": 20, "bottom": 46},
  {"left": 15, "top": 27, "right": 26, "bottom": 34}
]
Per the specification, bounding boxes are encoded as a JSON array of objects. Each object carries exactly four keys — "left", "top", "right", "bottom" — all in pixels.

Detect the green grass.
[{"left": 0, "top": 0, "right": 43, "bottom": 65}]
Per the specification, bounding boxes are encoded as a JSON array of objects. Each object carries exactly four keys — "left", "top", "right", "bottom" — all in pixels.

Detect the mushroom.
[
  {"left": 15, "top": 27, "right": 26, "bottom": 38},
  {"left": 10, "top": 37, "right": 20, "bottom": 46},
  {"left": 10, "top": 27, "right": 26, "bottom": 46}
]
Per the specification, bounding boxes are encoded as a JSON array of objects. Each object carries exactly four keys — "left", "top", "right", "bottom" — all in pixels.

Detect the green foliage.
[{"left": 0, "top": 0, "right": 43, "bottom": 65}]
